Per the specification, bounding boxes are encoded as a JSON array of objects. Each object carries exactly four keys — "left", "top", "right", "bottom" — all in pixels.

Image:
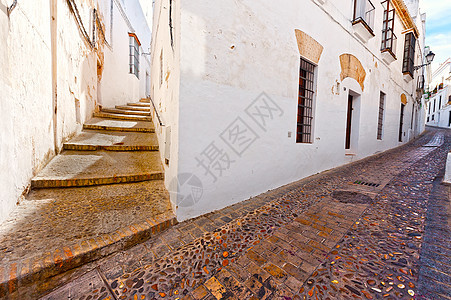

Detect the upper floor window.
[
  {"left": 402, "top": 32, "right": 416, "bottom": 77},
  {"left": 296, "top": 58, "right": 316, "bottom": 143},
  {"left": 381, "top": 0, "right": 397, "bottom": 61},
  {"left": 129, "top": 33, "right": 140, "bottom": 78}
]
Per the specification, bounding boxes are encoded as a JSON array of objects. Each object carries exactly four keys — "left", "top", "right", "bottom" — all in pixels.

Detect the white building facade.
[
  {"left": 425, "top": 58, "right": 451, "bottom": 128},
  {"left": 150, "top": 0, "right": 429, "bottom": 221},
  {"left": 0, "top": 0, "right": 152, "bottom": 223}
]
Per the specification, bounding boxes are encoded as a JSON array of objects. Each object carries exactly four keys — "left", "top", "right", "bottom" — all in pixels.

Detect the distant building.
[
  {"left": 425, "top": 58, "right": 451, "bottom": 128},
  {"left": 150, "top": 0, "right": 429, "bottom": 221}
]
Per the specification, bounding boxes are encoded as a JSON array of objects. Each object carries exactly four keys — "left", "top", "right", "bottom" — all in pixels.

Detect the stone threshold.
[{"left": 0, "top": 211, "right": 178, "bottom": 298}]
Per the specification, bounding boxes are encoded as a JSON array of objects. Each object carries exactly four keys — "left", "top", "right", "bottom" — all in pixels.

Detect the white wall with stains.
[
  {"left": 151, "top": 0, "right": 426, "bottom": 221},
  {"left": 0, "top": 1, "right": 54, "bottom": 223}
]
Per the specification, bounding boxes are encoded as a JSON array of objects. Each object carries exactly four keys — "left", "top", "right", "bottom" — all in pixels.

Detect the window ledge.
[
  {"left": 403, "top": 72, "right": 413, "bottom": 82},
  {"left": 352, "top": 19, "right": 375, "bottom": 43},
  {"left": 381, "top": 49, "right": 396, "bottom": 64}
]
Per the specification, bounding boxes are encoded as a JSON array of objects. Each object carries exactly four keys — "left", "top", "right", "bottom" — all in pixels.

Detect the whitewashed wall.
[
  {"left": 171, "top": 0, "right": 425, "bottom": 221},
  {"left": 0, "top": 1, "right": 54, "bottom": 223},
  {"left": 150, "top": 0, "right": 181, "bottom": 213}
]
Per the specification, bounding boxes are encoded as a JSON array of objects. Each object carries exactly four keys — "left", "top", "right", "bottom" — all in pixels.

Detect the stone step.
[
  {"left": 83, "top": 117, "right": 154, "bottom": 133},
  {"left": 127, "top": 102, "right": 151, "bottom": 107},
  {"left": 31, "top": 150, "right": 164, "bottom": 188},
  {"left": 63, "top": 130, "right": 159, "bottom": 151},
  {"left": 0, "top": 181, "right": 176, "bottom": 297},
  {"left": 115, "top": 105, "right": 150, "bottom": 112},
  {"left": 93, "top": 112, "right": 152, "bottom": 122},
  {"left": 101, "top": 108, "right": 150, "bottom": 116},
  {"left": 140, "top": 98, "right": 151, "bottom": 103}
]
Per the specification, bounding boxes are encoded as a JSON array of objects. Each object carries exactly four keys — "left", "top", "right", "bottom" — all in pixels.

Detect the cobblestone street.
[{"left": 34, "top": 128, "right": 450, "bottom": 300}]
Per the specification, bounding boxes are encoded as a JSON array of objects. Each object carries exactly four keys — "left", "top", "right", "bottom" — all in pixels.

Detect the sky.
[{"left": 420, "top": 0, "right": 451, "bottom": 71}]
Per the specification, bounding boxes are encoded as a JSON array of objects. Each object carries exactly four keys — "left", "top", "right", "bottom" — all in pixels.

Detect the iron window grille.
[
  {"left": 352, "top": 0, "right": 375, "bottom": 33},
  {"left": 402, "top": 32, "right": 416, "bottom": 77},
  {"left": 377, "top": 92, "right": 385, "bottom": 140},
  {"left": 129, "top": 33, "right": 140, "bottom": 78},
  {"left": 381, "top": 0, "right": 397, "bottom": 59},
  {"left": 296, "top": 58, "right": 316, "bottom": 143}
]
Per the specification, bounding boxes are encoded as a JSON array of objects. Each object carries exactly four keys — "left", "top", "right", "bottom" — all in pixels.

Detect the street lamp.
[{"left": 414, "top": 51, "right": 435, "bottom": 71}]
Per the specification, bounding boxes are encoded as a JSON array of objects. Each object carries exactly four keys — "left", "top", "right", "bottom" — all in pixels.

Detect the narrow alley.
[{"left": 29, "top": 128, "right": 450, "bottom": 300}]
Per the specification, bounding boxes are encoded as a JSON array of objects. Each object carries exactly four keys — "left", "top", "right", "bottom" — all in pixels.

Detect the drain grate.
[
  {"left": 332, "top": 191, "right": 373, "bottom": 204},
  {"left": 353, "top": 180, "right": 380, "bottom": 187}
]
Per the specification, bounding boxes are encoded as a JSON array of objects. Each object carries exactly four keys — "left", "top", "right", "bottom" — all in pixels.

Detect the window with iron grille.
[
  {"left": 377, "top": 92, "right": 385, "bottom": 140},
  {"left": 381, "top": 0, "right": 396, "bottom": 57},
  {"left": 129, "top": 33, "right": 140, "bottom": 78},
  {"left": 402, "top": 32, "right": 416, "bottom": 77},
  {"left": 296, "top": 58, "right": 316, "bottom": 143}
]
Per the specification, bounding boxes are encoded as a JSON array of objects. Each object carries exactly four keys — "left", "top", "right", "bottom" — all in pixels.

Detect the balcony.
[
  {"left": 381, "top": 29, "right": 397, "bottom": 64},
  {"left": 352, "top": 0, "right": 375, "bottom": 43}
]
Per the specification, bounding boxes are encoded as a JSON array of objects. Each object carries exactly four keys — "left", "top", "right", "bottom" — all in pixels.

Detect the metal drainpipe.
[{"left": 50, "top": 0, "right": 58, "bottom": 153}]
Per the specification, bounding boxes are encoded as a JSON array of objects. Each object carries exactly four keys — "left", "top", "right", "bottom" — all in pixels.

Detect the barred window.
[
  {"left": 129, "top": 33, "right": 140, "bottom": 78},
  {"left": 402, "top": 32, "right": 416, "bottom": 76},
  {"left": 377, "top": 92, "right": 385, "bottom": 140},
  {"left": 296, "top": 58, "right": 316, "bottom": 143}
]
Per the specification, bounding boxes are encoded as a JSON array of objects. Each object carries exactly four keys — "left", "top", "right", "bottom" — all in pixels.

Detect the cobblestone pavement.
[{"left": 37, "top": 128, "right": 450, "bottom": 300}]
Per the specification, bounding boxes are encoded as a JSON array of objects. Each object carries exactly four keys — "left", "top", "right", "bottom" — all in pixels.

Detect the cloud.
[{"left": 421, "top": 0, "right": 451, "bottom": 70}]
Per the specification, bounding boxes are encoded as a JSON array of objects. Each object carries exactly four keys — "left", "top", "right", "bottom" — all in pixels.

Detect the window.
[
  {"left": 448, "top": 111, "right": 451, "bottom": 127},
  {"left": 433, "top": 99, "right": 436, "bottom": 112},
  {"left": 439, "top": 96, "right": 442, "bottom": 110},
  {"left": 129, "top": 33, "right": 140, "bottom": 78},
  {"left": 352, "top": 0, "right": 375, "bottom": 32},
  {"left": 402, "top": 32, "right": 416, "bottom": 77},
  {"left": 381, "top": 0, "right": 397, "bottom": 58},
  {"left": 377, "top": 92, "right": 385, "bottom": 140},
  {"left": 428, "top": 102, "right": 431, "bottom": 115},
  {"left": 432, "top": 114, "right": 435, "bottom": 121},
  {"left": 296, "top": 58, "right": 316, "bottom": 143},
  {"left": 399, "top": 103, "right": 405, "bottom": 142}
]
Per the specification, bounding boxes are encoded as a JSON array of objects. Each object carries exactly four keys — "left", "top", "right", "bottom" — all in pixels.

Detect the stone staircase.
[{"left": 0, "top": 99, "right": 176, "bottom": 298}]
